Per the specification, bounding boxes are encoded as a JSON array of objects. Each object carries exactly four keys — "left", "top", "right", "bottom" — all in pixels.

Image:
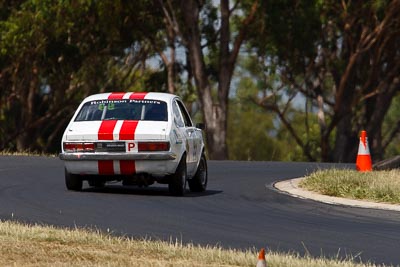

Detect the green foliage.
[
  {"left": 227, "top": 94, "right": 324, "bottom": 161},
  {"left": 252, "top": 0, "right": 322, "bottom": 67},
  {"left": 383, "top": 94, "right": 400, "bottom": 157},
  {"left": 228, "top": 63, "right": 320, "bottom": 161},
  {"left": 1, "top": 0, "right": 399, "bottom": 160},
  {"left": 246, "top": 0, "right": 400, "bottom": 162},
  {"left": 0, "top": 0, "right": 164, "bottom": 152},
  {"left": 228, "top": 63, "right": 280, "bottom": 161},
  {"left": 227, "top": 99, "right": 280, "bottom": 161},
  {"left": 277, "top": 109, "right": 322, "bottom": 161},
  {"left": 232, "top": 52, "right": 327, "bottom": 161}
]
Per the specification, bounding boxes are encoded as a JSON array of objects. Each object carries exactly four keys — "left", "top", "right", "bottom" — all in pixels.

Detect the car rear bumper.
[
  {"left": 60, "top": 152, "right": 179, "bottom": 176},
  {"left": 63, "top": 159, "right": 178, "bottom": 176},
  {"left": 59, "top": 152, "right": 176, "bottom": 161}
]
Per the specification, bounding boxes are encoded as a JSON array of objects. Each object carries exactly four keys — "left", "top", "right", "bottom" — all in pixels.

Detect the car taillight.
[
  {"left": 63, "top": 142, "right": 95, "bottom": 152},
  {"left": 138, "top": 142, "right": 170, "bottom": 152}
]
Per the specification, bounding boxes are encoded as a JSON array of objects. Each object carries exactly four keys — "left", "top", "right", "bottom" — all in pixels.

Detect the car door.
[{"left": 173, "top": 99, "right": 198, "bottom": 175}]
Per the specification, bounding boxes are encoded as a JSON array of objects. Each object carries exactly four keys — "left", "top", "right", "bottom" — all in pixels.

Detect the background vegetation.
[{"left": 0, "top": 0, "right": 399, "bottom": 161}]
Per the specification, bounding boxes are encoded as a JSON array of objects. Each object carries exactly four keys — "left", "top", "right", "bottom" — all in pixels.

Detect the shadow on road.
[{"left": 82, "top": 185, "right": 223, "bottom": 197}]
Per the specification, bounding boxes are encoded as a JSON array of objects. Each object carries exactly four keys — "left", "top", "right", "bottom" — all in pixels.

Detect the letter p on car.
[{"left": 127, "top": 142, "right": 135, "bottom": 152}]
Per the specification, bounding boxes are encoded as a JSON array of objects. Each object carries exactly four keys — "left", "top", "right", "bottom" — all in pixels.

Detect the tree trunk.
[
  {"left": 180, "top": 0, "right": 229, "bottom": 159},
  {"left": 180, "top": 0, "right": 258, "bottom": 159},
  {"left": 158, "top": 3, "right": 177, "bottom": 94},
  {"left": 366, "top": 80, "right": 400, "bottom": 161}
]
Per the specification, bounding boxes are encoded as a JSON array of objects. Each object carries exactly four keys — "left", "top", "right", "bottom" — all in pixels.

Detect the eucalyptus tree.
[
  {"left": 0, "top": 0, "right": 158, "bottom": 152},
  {"left": 184, "top": 0, "right": 262, "bottom": 159},
  {"left": 250, "top": 0, "right": 400, "bottom": 162},
  {"left": 155, "top": 0, "right": 260, "bottom": 159}
]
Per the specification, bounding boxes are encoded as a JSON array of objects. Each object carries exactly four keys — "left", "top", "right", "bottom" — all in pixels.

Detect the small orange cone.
[
  {"left": 356, "top": 130, "right": 372, "bottom": 172},
  {"left": 256, "top": 248, "right": 267, "bottom": 267}
]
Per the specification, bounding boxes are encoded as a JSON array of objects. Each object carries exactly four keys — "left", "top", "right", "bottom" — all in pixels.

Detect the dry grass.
[
  {"left": 0, "top": 221, "right": 392, "bottom": 267},
  {"left": 0, "top": 220, "right": 250, "bottom": 267},
  {"left": 300, "top": 169, "right": 400, "bottom": 204}
]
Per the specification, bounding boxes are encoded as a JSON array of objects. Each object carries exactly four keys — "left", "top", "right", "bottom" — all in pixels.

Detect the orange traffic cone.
[
  {"left": 256, "top": 248, "right": 267, "bottom": 267},
  {"left": 356, "top": 130, "right": 372, "bottom": 172}
]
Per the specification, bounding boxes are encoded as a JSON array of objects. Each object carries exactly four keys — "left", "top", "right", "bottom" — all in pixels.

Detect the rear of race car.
[{"left": 60, "top": 92, "right": 184, "bottom": 187}]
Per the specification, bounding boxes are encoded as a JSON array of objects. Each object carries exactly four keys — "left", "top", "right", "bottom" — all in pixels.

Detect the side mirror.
[{"left": 196, "top": 123, "right": 205, "bottom": 130}]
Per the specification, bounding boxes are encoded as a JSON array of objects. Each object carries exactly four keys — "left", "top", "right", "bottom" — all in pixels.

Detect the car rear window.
[{"left": 75, "top": 99, "right": 168, "bottom": 121}]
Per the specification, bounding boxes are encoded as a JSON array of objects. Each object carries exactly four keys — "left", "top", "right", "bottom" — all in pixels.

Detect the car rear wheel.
[
  {"left": 65, "top": 168, "right": 83, "bottom": 191},
  {"left": 188, "top": 154, "right": 208, "bottom": 192},
  {"left": 168, "top": 155, "right": 187, "bottom": 196}
]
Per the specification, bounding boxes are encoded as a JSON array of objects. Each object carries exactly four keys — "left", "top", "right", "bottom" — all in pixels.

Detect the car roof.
[{"left": 82, "top": 92, "right": 178, "bottom": 103}]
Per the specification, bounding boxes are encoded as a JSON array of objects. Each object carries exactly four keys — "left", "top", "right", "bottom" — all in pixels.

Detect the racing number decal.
[
  {"left": 126, "top": 142, "right": 138, "bottom": 153},
  {"left": 97, "top": 92, "right": 147, "bottom": 175}
]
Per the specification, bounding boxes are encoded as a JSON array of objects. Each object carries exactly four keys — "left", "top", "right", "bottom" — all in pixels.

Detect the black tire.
[
  {"left": 65, "top": 168, "right": 83, "bottom": 191},
  {"left": 168, "top": 155, "right": 187, "bottom": 196},
  {"left": 188, "top": 154, "right": 208, "bottom": 192}
]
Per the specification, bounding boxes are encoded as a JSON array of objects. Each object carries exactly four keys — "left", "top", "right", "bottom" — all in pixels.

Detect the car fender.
[
  {"left": 168, "top": 124, "right": 187, "bottom": 173},
  {"left": 190, "top": 135, "right": 206, "bottom": 179}
]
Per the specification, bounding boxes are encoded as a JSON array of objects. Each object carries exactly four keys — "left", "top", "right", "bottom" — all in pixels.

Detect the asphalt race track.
[{"left": 1, "top": 156, "right": 399, "bottom": 265}]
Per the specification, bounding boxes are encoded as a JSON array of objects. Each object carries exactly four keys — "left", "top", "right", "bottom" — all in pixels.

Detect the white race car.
[{"left": 59, "top": 92, "right": 207, "bottom": 196}]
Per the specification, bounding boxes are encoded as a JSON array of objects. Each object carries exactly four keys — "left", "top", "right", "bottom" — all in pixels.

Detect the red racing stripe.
[
  {"left": 97, "top": 92, "right": 126, "bottom": 140},
  {"left": 108, "top": 92, "right": 125, "bottom": 99},
  {"left": 97, "top": 93, "right": 123, "bottom": 174},
  {"left": 96, "top": 92, "right": 146, "bottom": 175},
  {"left": 129, "top": 92, "right": 148, "bottom": 99},
  {"left": 98, "top": 120, "right": 117, "bottom": 140},
  {"left": 98, "top": 160, "right": 114, "bottom": 175},
  {"left": 119, "top": 121, "right": 139, "bottom": 140},
  {"left": 120, "top": 160, "right": 136, "bottom": 175},
  {"left": 117, "top": 91, "right": 145, "bottom": 140}
]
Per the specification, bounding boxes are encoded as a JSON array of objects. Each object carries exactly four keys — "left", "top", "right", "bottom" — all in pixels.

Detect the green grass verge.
[
  {"left": 0, "top": 220, "right": 392, "bottom": 267},
  {"left": 299, "top": 169, "right": 400, "bottom": 204}
]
